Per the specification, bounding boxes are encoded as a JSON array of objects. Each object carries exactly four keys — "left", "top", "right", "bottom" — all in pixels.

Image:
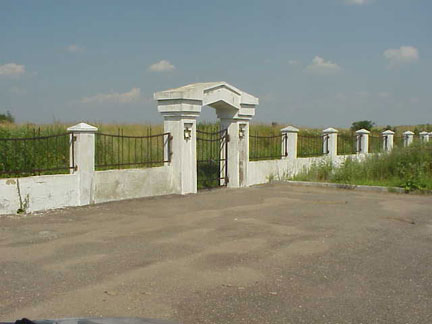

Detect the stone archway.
[{"left": 154, "top": 82, "right": 259, "bottom": 194}]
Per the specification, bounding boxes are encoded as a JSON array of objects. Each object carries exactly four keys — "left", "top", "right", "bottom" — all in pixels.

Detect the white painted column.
[
  {"left": 382, "top": 130, "right": 395, "bottom": 152},
  {"left": 238, "top": 121, "right": 249, "bottom": 187},
  {"left": 157, "top": 100, "right": 201, "bottom": 195},
  {"left": 322, "top": 128, "right": 338, "bottom": 157},
  {"left": 419, "top": 131, "right": 429, "bottom": 143},
  {"left": 280, "top": 126, "right": 299, "bottom": 159},
  {"left": 403, "top": 131, "right": 414, "bottom": 147},
  {"left": 220, "top": 117, "right": 240, "bottom": 188},
  {"left": 356, "top": 129, "right": 370, "bottom": 154},
  {"left": 67, "top": 122, "right": 98, "bottom": 206}
]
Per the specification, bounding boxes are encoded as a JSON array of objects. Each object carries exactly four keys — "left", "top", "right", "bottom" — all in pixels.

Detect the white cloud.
[
  {"left": 66, "top": 44, "right": 85, "bottom": 53},
  {"left": 148, "top": 60, "right": 175, "bottom": 72},
  {"left": 345, "top": 0, "right": 372, "bottom": 5},
  {"left": 288, "top": 60, "right": 299, "bottom": 66},
  {"left": 383, "top": 46, "right": 419, "bottom": 68},
  {"left": 0, "top": 63, "right": 25, "bottom": 77},
  {"left": 305, "top": 56, "right": 341, "bottom": 74},
  {"left": 378, "top": 92, "right": 391, "bottom": 98},
  {"left": 80, "top": 88, "right": 141, "bottom": 104}
]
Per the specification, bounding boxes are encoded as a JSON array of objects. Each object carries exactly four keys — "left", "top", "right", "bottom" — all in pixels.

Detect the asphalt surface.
[{"left": 1, "top": 184, "right": 431, "bottom": 323}]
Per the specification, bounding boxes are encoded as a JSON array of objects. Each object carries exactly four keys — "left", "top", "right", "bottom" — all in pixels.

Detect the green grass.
[{"left": 292, "top": 142, "right": 432, "bottom": 192}]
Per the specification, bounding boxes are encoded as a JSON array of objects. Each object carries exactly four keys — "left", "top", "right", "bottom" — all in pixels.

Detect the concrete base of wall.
[
  {"left": 0, "top": 174, "right": 79, "bottom": 215},
  {"left": 94, "top": 166, "right": 178, "bottom": 204},
  {"left": 0, "top": 166, "right": 179, "bottom": 216},
  {"left": 247, "top": 154, "right": 360, "bottom": 186}
]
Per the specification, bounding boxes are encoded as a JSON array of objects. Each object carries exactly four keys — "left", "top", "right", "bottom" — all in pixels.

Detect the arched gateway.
[{"left": 155, "top": 82, "right": 259, "bottom": 194}]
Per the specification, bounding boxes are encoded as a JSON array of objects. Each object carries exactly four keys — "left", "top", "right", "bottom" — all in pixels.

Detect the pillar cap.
[
  {"left": 356, "top": 129, "right": 370, "bottom": 134},
  {"left": 382, "top": 130, "right": 395, "bottom": 135},
  {"left": 403, "top": 131, "right": 415, "bottom": 135},
  {"left": 322, "top": 127, "right": 338, "bottom": 134},
  {"left": 419, "top": 131, "right": 429, "bottom": 135},
  {"left": 280, "top": 126, "right": 299, "bottom": 133},
  {"left": 67, "top": 122, "right": 98, "bottom": 133}
]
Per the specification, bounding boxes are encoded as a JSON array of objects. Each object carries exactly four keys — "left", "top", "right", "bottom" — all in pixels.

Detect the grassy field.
[{"left": 292, "top": 142, "right": 432, "bottom": 192}]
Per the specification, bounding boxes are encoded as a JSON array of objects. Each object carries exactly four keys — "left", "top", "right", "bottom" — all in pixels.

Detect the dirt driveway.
[{"left": 1, "top": 184, "right": 431, "bottom": 323}]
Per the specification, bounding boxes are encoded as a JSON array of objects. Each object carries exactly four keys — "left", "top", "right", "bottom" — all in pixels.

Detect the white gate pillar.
[
  {"left": 67, "top": 122, "right": 98, "bottom": 206},
  {"left": 322, "top": 128, "right": 338, "bottom": 157},
  {"left": 419, "top": 131, "right": 429, "bottom": 143},
  {"left": 280, "top": 126, "right": 299, "bottom": 159},
  {"left": 156, "top": 99, "right": 201, "bottom": 195},
  {"left": 356, "top": 129, "right": 370, "bottom": 154},
  {"left": 218, "top": 113, "right": 253, "bottom": 188},
  {"left": 382, "top": 130, "right": 395, "bottom": 152},
  {"left": 403, "top": 131, "right": 414, "bottom": 147}
]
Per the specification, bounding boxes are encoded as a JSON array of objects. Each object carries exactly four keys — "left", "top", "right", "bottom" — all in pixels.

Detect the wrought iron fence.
[
  {"left": 249, "top": 133, "right": 285, "bottom": 161},
  {"left": 0, "top": 132, "right": 74, "bottom": 177},
  {"left": 369, "top": 135, "right": 383, "bottom": 153},
  {"left": 394, "top": 135, "right": 404, "bottom": 148},
  {"left": 196, "top": 128, "right": 228, "bottom": 188},
  {"left": 298, "top": 134, "right": 323, "bottom": 157},
  {"left": 337, "top": 133, "right": 356, "bottom": 155},
  {"left": 95, "top": 129, "right": 172, "bottom": 170}
]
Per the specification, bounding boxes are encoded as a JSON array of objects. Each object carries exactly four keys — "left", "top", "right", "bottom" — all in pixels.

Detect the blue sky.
[{"left": 0, "top": 0, "right": 431, "bottom": 127}]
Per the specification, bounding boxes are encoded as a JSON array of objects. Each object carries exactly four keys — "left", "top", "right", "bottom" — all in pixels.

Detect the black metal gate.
[{"left": 196, "top": 129, "right": 229, "bottom": 189}]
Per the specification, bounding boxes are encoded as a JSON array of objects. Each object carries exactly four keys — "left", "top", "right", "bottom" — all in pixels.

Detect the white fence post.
[
  {"left": 280, "top": 126, "right": 299, "bottom": 159},
  {"left": 356, "top": 129, "right": 370, "bottom": 154},
  {"left": 419, "top": 131, "right": 429, "bottom": 143},
  {"left": 322, "top": 128, "right": 338, "bottom": 157},
  {"left": 67, "top": 122, "right": 98, "bottom": 206},
  {"left": 403, "top": 131, "right": 414, "bottom": 147},
  {"left": 382, "top": 130, "right": 395, "bottom": 152}
]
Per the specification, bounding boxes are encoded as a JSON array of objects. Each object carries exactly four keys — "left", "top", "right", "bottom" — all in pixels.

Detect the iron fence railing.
[
  {"left": 394, "top": 135, "right": 404, "bottom": 148},
  {"left": 298, "top": 134, "right": 323, "bottom": 157},
  {"left": 196, "top": 128, "right": 228, "bottom": 188},
  {"left": 249, "top": 133, "right": 286, "bottom": 161},
  {"left": 369, "top": 135, "right": 383, "bottom": 153},
  {"left": 337, "top": 134, "right": 356, "bottom": 155},
  {"left": 95, "top": 130, "right": 172, "bottom": 170},
  {"left": 0, "top": 132, "right": 74, "bottom": 177}
]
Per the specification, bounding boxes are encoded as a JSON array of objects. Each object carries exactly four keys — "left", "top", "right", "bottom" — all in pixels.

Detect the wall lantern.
[
  {"left": 184, "top": 123, "right": 192, "bottom": 140},
  {"left": 239, "top": 124, "right": 246, "bottom": 139}
]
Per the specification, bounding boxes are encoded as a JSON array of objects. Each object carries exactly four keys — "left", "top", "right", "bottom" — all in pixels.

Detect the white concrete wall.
[
  {"left": 247, "top": 154, "right": 359, "bottom": 186},
  {"left": 0, "top": 174, "right": 79, "bottom": 215},
  {"left": 0, "top": 166, "right": 179, "bottom": 215},
  {"left": 93, "top": 166, "right": 178, "bottom": 204}
]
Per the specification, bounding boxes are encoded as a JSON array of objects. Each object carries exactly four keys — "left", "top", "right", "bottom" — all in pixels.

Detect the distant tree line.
[{"left": 0, "top": 111, "right": 15, "bottom": 123}]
